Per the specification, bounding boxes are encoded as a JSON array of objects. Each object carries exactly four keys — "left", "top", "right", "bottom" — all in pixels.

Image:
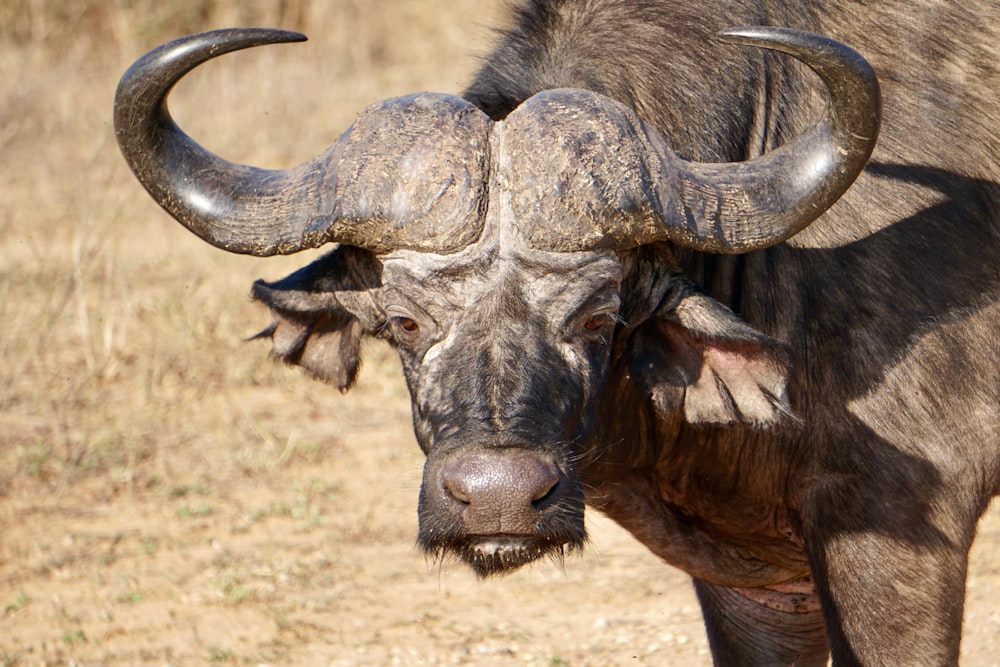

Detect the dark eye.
[
  {"left": 583, "top": 313, "right": 611, "bottom": 331},
  {"left": 396, "top": 317, "right": 419, "bottom": 333}
]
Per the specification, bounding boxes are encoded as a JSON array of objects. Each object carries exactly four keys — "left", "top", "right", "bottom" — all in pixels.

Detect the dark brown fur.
[{"left": 450, "top": 2, "right": 1000, "bottom": 664}]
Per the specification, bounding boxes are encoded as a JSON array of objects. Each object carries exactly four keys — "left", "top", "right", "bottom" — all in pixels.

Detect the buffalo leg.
[
  {"left": 694, "top": 578, "right": 829, "bottom": 666},
  {"left": 801, "top": 519, "right": 971, "bottom": 665},
  {"left": 800, "top": 463, "right": 980, "bottom": 666}
]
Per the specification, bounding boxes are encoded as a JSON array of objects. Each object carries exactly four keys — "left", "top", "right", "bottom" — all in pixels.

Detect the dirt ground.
[
  {"left": 1, "top": 352, "right": 999, "bottom": 667},
  {"left": 1, "top": 1, "right": 997, "bottom": 665}
]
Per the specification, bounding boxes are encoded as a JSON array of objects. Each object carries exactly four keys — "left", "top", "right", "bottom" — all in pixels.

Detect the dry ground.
[{"left": 1, "top": 1, "right": 997, "bottom": 665}]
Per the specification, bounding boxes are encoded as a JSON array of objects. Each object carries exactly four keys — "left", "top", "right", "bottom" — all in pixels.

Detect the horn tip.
[{"left": 716, "top": 26, "right": 814, "bottom": 47}]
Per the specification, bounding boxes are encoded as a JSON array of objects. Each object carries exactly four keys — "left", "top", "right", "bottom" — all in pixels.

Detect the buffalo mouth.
[{"left": 427, "top": 533, "right": 585, "bottom": 578}]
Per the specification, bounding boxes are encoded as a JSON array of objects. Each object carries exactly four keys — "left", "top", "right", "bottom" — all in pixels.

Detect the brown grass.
[{"left": 1, "top": 2, "right": 998, "bottom": 665}]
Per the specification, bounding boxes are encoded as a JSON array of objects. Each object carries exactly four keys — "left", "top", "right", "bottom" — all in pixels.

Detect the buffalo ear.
[
  {"left": 250, "top": 303, "right": 364, "bottom": 390},
  {"left": 628, "top": 282, "right": 795, "bottom": 427},
  {"left": 250, "top": 247, "right": 381, "bottom": 392}
]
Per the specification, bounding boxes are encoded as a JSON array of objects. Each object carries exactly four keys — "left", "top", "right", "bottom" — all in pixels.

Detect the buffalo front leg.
[
  {"left": 801, "top": 516, "right": 971, "bottom": 665},
  {"left": 800, "top": 468, "right": 979, "bottom": 666},
  {"left": 694, "top": 577, "right": 829, "bottom": 666}
]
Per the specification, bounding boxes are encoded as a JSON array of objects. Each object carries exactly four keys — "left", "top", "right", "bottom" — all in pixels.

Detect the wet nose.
[{"left": 441, "top": 450, "right": 562, "bottom": 534}]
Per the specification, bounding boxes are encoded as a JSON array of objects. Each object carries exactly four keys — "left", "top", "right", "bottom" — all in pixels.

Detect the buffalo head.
[{"left": 114, "top": 27, "right": 879, "bottom": 576}]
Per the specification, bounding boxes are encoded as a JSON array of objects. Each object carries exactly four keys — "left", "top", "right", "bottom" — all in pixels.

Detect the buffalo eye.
[
  {"left": 583, "top": 313, "right": 612, "bottom": 331},
  {"left": 396, "top": 317, "right": 419, "bottom": 333},
  {"left": 384, "top": 300, "right": 435, "bottom": 347}
]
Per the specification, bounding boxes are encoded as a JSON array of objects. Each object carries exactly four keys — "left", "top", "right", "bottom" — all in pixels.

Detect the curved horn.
[
  {"left": 114, "top": 29, "right": 491, "bottom": 256},
  {"left": 506, "top": 27, "right": 880, "bottom": 254},
  {"left": 667, "top": 26, "right": 882, "bottom": 252}
]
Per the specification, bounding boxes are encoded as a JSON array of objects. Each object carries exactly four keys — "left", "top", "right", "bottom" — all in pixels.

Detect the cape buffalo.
[{"left": 114, "top": 1, "right": 1000, "bottom": 664}]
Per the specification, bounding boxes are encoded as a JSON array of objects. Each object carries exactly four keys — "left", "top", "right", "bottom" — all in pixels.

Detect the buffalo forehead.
[{"left": 381, "top": 243, "right": 622, "bottom": 328}]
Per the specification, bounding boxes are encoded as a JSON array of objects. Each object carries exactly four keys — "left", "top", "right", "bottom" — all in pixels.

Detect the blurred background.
[{"left": 0, "top": 1, "right": 997, "bottom": 665}]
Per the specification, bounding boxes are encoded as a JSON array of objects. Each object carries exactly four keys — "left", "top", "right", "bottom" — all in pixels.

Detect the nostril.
[
  {"left": 530, "top": 477, "right": 560, "bottom": 510},
  {"left": 522, "top": 454, "right": 561, "bottom": 510},
  {"left": 441, "top": 467, "right": 472, "bottom": 506},
  {"left": 441, "top": 461, "right": 476, "bottom": 505}
]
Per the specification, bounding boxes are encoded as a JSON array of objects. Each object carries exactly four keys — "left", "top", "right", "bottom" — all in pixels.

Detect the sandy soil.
[{"left": 2, "top": 346, "right": 999, "bottom": 666}]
